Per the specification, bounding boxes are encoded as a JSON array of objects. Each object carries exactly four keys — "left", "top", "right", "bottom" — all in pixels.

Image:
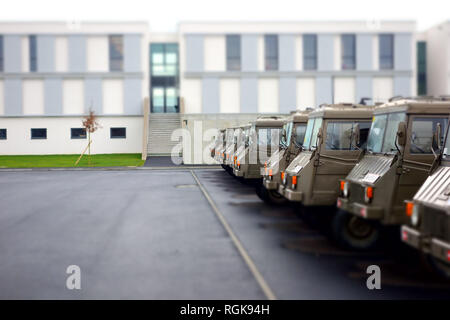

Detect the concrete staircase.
[{"left": 147, "top": 113, "right": 182, "bottom": 156}]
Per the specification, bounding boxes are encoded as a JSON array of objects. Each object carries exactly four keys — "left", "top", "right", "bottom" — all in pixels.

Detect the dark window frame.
[
  {"left": 341, "top": 34, "right": 356, "bottom": 70},
  {"left": 226, "top": 35, "right": 241, "bottom": 71},
  {"left": 109, "top": 35, "right": 124, "bottom": 72},
  {"left": 31, "top": 128, "right": 47, "bottom": 140},
  {"left": 303, "top": 34, "right": 317, "bottom": 70},
  {"left": 264, "top": 34, "right": 278, "bottom": 71},
  {"left": 70, "top": 128, "right": 87, "bottom": 139},
  {"left": 379, "top": 34, "right": 394, "bottom": 70},
  {"left": 0, "top": 128, "right": 6, "bottom": 140},
  {"left": 29, "top": 35, "right": 37, "bottom": 72},
  {"left": 110, "top": 127, "right": 126, "bottom": 139}
]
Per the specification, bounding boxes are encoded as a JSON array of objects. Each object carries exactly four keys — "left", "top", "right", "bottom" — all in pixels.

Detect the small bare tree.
[{"left": 75, "top": 110, "right": 101, "bottom": 166}]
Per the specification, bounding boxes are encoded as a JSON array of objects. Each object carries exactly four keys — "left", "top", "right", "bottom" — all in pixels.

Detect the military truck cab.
[
  {"left": 212, "top": 129, "right": 226, "bottom": 163},
  {"left": 279, "top": 104, "right": 372, "bottom": 211},
  {"left": 402, "top": 119, "right": 450, "bottom": 278},
  {"left": 258, "top": 111, "right": 308, "bottom": 204},
  {"left": 233, "top": 117, "right": 284, "bottom": 181},
  {"left": 336, "top": 98, "right": 450, "bottom": 250}
]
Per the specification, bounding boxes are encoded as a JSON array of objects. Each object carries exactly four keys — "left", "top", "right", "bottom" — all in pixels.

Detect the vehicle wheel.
[
  {"left": 332, "top": 209, "right": 379, "bottom": 250},
  {"left": 265, "top": 190, "right": 287, "bottom": 205},
  {"left": 255, "top": 184, "right": 269, "bottom": 202},
  {"left": 428, "top": 256, "right": 450, "bottom": 279}
]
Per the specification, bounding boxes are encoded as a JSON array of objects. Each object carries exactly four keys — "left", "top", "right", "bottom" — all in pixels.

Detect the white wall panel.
[
  {"left": 0, "top": 80, "right": 4, "bottom": 115},
  {"left": 21, "top": 36, "right": 29, "bottom": 72},
  {"left": 372, "top": 35, "right": 379, "bottom": 70},
  {"left": 220, "top": 78, "right": 240, "bottom": 113},
  {"left": 23, "top": 79, "right": 44, "bottom": 115},
  {"left": 181, "top": 79, "right": 202, "bottom": 113},
  {"left": 55, "top": 36, "right": 68, "bottom": 72},
  {"left": 87, "top": 36, "right": 108, "bottom": 72},
  {"left": 258, "top": 78, "right": 279, "bottom": 113},
  {"left": 103, "top": 79, "right": 124, "bottom": 114},
  {"left": 204, "top": 36, "right": 225, "bottom": 71},
  {"left": 295, "top": 36, "right": 303, "bottom": 71},
  {"left": 334, "top": 35, "right": 341, "bottom": 70},
  {"left": 296, "top": 78, "right": 315, "bottom": 109},
  {"left": 257, "top": 35, "right": 264, "bottom": 71},
  {"left": 373, "top": 77, "right": 394, "bottom": 103},
  {"left": 63, "top": 79, "right": 84, "bottom": 115},
  {"left": 334, "top": 77, "right": 356, "bottom": 103}
]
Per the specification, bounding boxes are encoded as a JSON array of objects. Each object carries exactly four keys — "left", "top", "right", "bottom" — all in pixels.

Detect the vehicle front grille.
[{"left": 422, "top": 207, "right": 449, "bottom": 242}]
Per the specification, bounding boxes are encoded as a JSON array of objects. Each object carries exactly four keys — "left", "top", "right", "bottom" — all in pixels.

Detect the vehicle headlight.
[
  {"left": 411, "top": 205, "right": 420, "bottom": 226},
  {"left": 340, "top": 180, "right": 349, "bottom": 198}
]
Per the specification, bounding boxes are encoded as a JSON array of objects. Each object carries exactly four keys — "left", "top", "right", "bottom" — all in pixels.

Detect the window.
[
  {"left": 303, "top": 34, "right": 317, "bottom": 70},
  {"left": 341, "top": 34, "right": 356, "bottom": 70},
  {"left": 264, "top": 35, "right": 278, "bottom": 71},
  {"left": 110, "top": 127, "right": 126, "bottom": 139},
  {"left": 71, "top": 128, "right": 87, "bottom": 139},
  {"left": 410, "top": 117, "right": 448, "bottom": 154},
  {"left": 109, "top": 35, "right": 123, "bottom": 71},
  {"left": 325, "top": 121, "right": 371, "bottom": 150},
  {"left": 0, "top": 129, "right": 6, "bottom": 140},
  {"left": 226, "top": 35, "right": 241, "bottom": 71},
  {"left": 303, "top": 117, "right": 323, "bottom": 150},
  {"left": 31, "top": 128, "right": 47, "bottom": 139},
  {"left": 29, "top": 35, "right": 37, "bottom": 72},
  {"left": 295, "top": 124, "right": 307, "bottom": 146},
  {"left": 367, "top": 112, "right": 406, "bottom": 153},
  {"left": 417, "top": 42, "right": 427, "bottom": 96},
  {"left": 0, "top": 35, "right": 3, "bottom": 72},
  {"left": 379, "top": 34, "right": 394, "bottom": 70},
  {"left": 257, "top": 128, "right": 281, "bottom": 146},
  {"left": 151, "top": 43, "right": 178, "bottom": 76}
]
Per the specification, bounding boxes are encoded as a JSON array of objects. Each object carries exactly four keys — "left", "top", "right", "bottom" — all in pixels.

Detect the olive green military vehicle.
[
  {"left": 278, "top": 104, "right": 373, "bottom": 221},
  {"left": 258, "top": 111, "right": 309, "bottom": 204},
  {"left": 211, "top": 128, "right": 225, "bottom": 160},
  {"left": 233, "top": 117, "right": 284, "bottom": 181},
  {"left": 213, "top": 129, "right": 226, "bottom": 164},
  {"left": 336, "top": 98, "right": 450, "bottom": 250},
  {"left": 402, "top": 119, "right": 450, "bottom": 278}
]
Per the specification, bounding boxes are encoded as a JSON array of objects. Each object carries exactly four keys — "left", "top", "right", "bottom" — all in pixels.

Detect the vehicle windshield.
[
  {"left": 294, "top": 124, "right": 307, "bottom": 147},
  {"left": 281, "top": 122, "right": 293, "bottom": 147},
  {"left": 257, "top": 127, "right": 282, "bottom": 147},
  {"left": 367, "top": 112, "right": 406, "bottom": 153},
  {"left": 303, "top": 117, "right": 323, "bottom": 150}
]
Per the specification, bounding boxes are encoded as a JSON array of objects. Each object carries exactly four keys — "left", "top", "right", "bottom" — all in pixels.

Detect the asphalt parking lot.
[{"left": 0, "top": 168, "right": 449, "bottom": 299}]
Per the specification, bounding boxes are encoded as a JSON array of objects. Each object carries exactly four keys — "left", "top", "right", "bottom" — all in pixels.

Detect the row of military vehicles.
[{"left": 210, "top": 97, "right": 450, "bottom": 278}]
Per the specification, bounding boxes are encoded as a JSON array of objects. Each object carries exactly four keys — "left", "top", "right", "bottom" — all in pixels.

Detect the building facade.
[{"left": 0, "top": 20, "right": 421, "bottom": 162}]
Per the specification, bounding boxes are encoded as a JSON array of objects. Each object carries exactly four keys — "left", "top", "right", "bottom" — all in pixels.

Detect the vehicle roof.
[
  {"left": 308, "top": 103, "right": 374, "bottom": 119},
  {"left": 374, "top": 97, "right": 450, "bottom": 115},
  {"left": 287, "top": 110, "right": 310, "bottom": 123},
  {"left": 255, "top": 117, "right": 285, "bottom": 127}
]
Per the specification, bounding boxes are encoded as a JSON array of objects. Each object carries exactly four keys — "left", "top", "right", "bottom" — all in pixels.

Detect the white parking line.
[{"left": 190, "top": 170, "right": 277, "bottom": 300}]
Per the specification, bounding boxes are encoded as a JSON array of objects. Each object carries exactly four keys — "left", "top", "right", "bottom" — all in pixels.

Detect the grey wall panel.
[
  {"left": 356, "top": 34, "right": 373, "bottom": 71},
  {"left": 44, "top": 78, "right": 62, "bottom": 115},
  {"left": 4, "top": 35, "right": 22, "bottom": 72},
  {"left": 124, "top": 78, "right": 142, "bottom": 115},
  {"left": 124, "top": 35, "right": 141, "bottom": 72},
  {"left": 185, "top": 35, "right": 204, "bottom": 72},
  {"left": 202, "top": 77, "right": 219, "bottom": 113},
  {"left": 279, "top": 35, "right": 296, "bottom": 72},
  {"left": 68, "top": 35, "right": 86, "bottom": 72},
  {"left": 355, "top": 76, "right": 373, "bottom": 103},
  {"left": 394, "top": 76, "right": 411, "bottom": 97},
  {"left": 279, "top": 77, "right": 296, "bottom": 113},
  {"left": 240, "top": 77, "right": 258, "bottom": 113},
  {"left": 4, "top": 79, "right": 22, "bottom": 115},
  {"left": 316, "top": 76, "right": 333, "bottom": 104},
  {"left": 84, "top": 78, "right": 102, "bottom": 114},
  {"left": 37, "top": 35, "right": 55, "bottom": 72},
  {"left": 317, "top": 34, "right": 334, "bottom": 71},
  {"left": 241, "top": 35, "right": 258, "bottom": 72},
  {"left": 394, "top": 33, "right": 412, "bottom": 71}
]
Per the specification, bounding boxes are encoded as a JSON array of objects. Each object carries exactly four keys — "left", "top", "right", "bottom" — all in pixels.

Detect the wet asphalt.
[{"left": 0, "top": 168, "right": 449, "bottom": 299}]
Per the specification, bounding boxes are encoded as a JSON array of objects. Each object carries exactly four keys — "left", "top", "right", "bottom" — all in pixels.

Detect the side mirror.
[
  {"left": 353, "top": 123, "right": 361, "bottom": 146},
  {"left": 397, "top": 122, "right": 407, "bottom": 147},
  {"left": 432, "top": 123, "right": 442, "bottom": 151}
]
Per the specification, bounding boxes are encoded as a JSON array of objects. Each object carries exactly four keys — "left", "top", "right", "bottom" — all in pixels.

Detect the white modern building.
[{"left": 0, "top": 20, "right": 421, "bottom": 163}]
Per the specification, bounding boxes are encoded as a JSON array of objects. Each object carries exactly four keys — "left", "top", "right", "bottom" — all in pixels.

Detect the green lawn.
[{"left": 0, "top": 154, "right": 145, "bottom": 168}]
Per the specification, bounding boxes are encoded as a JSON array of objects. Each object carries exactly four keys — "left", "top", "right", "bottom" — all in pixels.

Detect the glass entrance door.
[{"left": 152, "top": 86, "right": 179, "bottom": 113}]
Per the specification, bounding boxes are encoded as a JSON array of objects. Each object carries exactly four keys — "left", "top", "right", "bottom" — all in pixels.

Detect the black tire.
[
  {"left": 255, "top": 184, "right": 269, "bottom": 202},
  {"left": 428, "top": 256, "right": 450, "bottom": 279},
  {"left": 332, "top": 209, "right": 379, "bottom": 251},
  {"left": 265, "top": 189, "right": 287, "bottom": 205}
]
